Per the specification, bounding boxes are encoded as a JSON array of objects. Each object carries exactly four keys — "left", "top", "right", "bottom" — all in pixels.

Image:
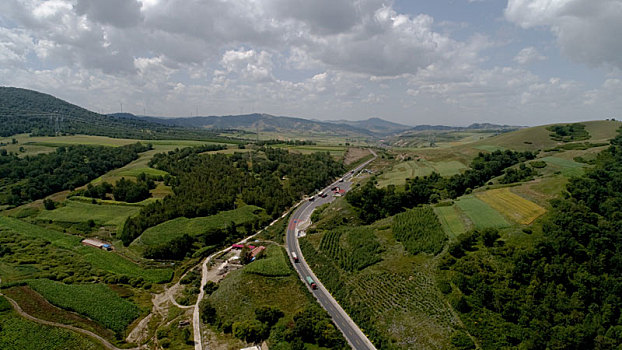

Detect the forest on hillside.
[
  {"left": 121, "top": 147, "right": 344, "bottom": 256},
  {"left": 0, "top": 87, "right": 238, "bottom": 141},
  {"left": 0, "top": 143, "right": 151, "bottom": 205}
]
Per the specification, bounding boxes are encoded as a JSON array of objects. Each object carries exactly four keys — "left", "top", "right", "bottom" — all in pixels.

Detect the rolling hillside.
[
  {"left": 116, "top": 113, "right": 380, "bottom": 138},
  {"left": 0, "top": 87, "right": 228, "bottom": 140},
  {"left": 469, "top": 120, "right": 622, "bottom": 151}
]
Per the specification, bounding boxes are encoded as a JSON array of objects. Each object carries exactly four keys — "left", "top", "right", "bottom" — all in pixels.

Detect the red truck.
[{"left": 291, "top": 252, "right": 299, "bottom": 263}]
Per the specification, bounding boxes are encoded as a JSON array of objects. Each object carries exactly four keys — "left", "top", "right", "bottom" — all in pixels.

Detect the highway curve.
[{"left": 285, "top": 151, "right": 377, "bottom": 350}]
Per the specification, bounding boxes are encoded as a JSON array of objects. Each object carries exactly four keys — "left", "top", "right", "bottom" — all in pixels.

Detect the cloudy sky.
[{"left": 1, "top": 0, "right": 621, "bottom": 126}]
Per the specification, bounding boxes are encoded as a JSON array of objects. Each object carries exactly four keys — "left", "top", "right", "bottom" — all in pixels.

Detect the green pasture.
[
  {"left": 377, "top": 159, "right": 466, "bottom": 188},
  {"left": 539, "top": 156, "right": 585, "bottom": 177},
  {"left": 36, "top": 200, "right": 141, "bottom": 230},
  {"left": 244, "top": 245, "right": 291, "bottom": 277},
  {"left": 132, "top": 205, "right": 267, "bottom": 248},
  {"left": 455, "top": 196, "right": 510, "bottom": 229},
  {"left": 0, "top": 217, "right": 172, "bottom": 283},
  {"left": 433, "top": 205, "right": 467, "bottom": 239}
]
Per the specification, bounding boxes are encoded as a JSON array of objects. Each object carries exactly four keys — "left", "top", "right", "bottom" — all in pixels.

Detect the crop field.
[
  {"left": 3, "top": 285, "right": 116, "bottom": 341},
  {"left": 301, "top": 229, "right": 460, "bottom": 349},
  {"left": 392, "top": 207, "right": 447, "bottom": 255},
  {"left": 346, "top": 272, "right": 460, "bottom": 349},
  {"left": 476, "top": 188, "right": 546, "bottom": 225},
  {"left": 132, "top": 205, "right": 266, "bottom": 248},
  {"left": 455, "top": 196, "right": 510, "bottom": 229},
  {"left": 0, "top": 217, "right": 173, "bottom": 283},
  {"left": 244, "top": 245, "right": 291, "bottom": 277},
  {"left": 433, "top": 205, "right": 467, "bottom": 239},
  {"left": 36, "top": 200, "right": 141, "bottom": 230},
  {"left": 27, "top": 279, "right": 141, "bottom": 334},
  {"left": 539, "top": 156, "right": 585, "bottom": 177},
  {"left": 377, "top": 159, "right": 467, "bottom": 188},
  {"left": 0, "top": 308, "right": 103, "bottom": 350},
  {"left": 318, "top": 226, "right": 382, "bottom": 271}
]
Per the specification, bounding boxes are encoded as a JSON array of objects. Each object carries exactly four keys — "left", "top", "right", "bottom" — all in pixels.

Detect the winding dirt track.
[{"left": 0, "top": 292, "right": 140, "bottom": 350}]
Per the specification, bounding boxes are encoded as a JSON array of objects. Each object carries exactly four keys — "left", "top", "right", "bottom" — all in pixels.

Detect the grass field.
[
  {"left": 433, "top": 205, "right": 467, "bottom": 239},
  {"left": 208, "top": 259, "right": 307, "bottom": 326},
  {"left": 377, "top": 159, "right": 467, "bottom": 188},
  {"left": 476, "top": 188, "right": 546, "bottom": 225},
  {"left": 0, "top": 304, "right": 103, "bottom": 350},
  {"left": 132, "top": 205, "right": 267, "bottom": 249},
  {"left": 36, "top": 200, "right": 141, "bottom": 231},
  {"left": 27, "top": 279, "right": 141, "bottom": 334},
  {"left": 244, "top": 245, "right": 291, "bottom": 277},
  {"left": 455, "top": 196, "right": 510, "bottom": 229},
  {"left": 0, "top": 216, "right": 173, "bottom": 283},
  {"left": 539, "top": 156, "right": 585, "bottom": 177}
]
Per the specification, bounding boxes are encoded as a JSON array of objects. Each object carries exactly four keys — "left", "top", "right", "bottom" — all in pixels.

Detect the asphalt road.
[{"left": 285, "top": 153, "right": 377, "bottom": 350}]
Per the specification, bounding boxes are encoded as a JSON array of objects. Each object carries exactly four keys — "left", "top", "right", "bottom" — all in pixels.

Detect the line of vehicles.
[{"left": 290, "top": 252, "right": 317, "bottom": 289}]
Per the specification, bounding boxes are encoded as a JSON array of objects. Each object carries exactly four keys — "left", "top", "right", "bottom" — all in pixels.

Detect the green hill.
[
  {"left": 470, "top": 120, "right": 622, "bottom": 152},
  {"left": 0, "top": 87, "right": 232, "bottom": 140}
]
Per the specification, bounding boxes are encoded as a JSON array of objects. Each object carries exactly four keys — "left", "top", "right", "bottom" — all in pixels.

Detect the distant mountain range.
[
  {"left": 112, "top": 113, "right": 406, "bottom": 138},
  {"left": 0, "top": 87, "right": 227, "bottom": 140},
  {"left": 1, "top": 86, "right": 520, "bottom": 141}
]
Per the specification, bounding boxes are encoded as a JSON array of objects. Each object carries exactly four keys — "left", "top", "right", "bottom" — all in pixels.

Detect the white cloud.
[
  {"left": 220, "top": 49, "right": 274, "bottom": 83},
  {"left": 505, "top": 0, "right": 622, "bottom": 70},
  {"left": 513, "top": 46, "right": 546, "bottom": 65}
]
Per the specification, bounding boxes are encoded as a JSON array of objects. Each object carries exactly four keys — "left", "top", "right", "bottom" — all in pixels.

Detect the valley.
[{"left": 1, "top": 88, "right": 621, "bottom": 350}]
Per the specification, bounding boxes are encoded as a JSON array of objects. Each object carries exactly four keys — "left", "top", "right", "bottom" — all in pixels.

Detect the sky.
[{"left": 0, "top": 0, "right": 621, "bottom": 126}]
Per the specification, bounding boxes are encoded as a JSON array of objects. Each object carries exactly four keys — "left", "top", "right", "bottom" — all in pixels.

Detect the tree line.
[{"left": 347, "top": 149, "right": 536, "bottom": 223}]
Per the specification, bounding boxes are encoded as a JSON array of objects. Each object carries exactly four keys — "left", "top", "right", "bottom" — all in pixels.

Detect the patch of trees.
[
  {"left": 547, "top": 123, "right": 590, "bottom": 142},
  {"left": 499, "top": 163, "right": 537, "bottom": 184},
  {"left": 121, "top": 147, "right": 344, "bottom": 246},
  {"left": 443, "top": 129, "right": 622, "bottom": 349},
  {"left": 0, "top": 142, "right": 151, "bottom": 205},
  {"left": 347, "top": 150, "right": 536, "bottom": 223},
  {"left": 200, "top": 300, "right": 345, "bottom": 349},
  {"left": 77, "top": 173, "right": 156, "bottom": 202}
]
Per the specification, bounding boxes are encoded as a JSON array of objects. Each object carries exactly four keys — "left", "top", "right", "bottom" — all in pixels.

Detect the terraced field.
[
  {"left": 433, "top": 205, "right": 467, "bottom": 239},
  {"left": 476, "top": 188, "right": 546, "bottom": 225},
  {"left": 455, "top": 196, "right": 510, "bottom": 229}
]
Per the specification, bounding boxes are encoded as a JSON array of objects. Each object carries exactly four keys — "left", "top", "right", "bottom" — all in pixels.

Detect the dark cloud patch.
[{"left": 75, "top": 0, "right": 143, "bottom": 28}]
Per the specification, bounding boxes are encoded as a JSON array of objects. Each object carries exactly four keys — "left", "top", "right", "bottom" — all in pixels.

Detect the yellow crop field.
[{"left": 476, "top": 188, "right": 546, "bottom": 225}]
